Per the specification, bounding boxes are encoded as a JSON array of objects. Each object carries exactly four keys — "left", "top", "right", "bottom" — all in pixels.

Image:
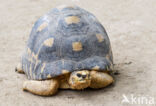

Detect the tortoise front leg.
[
  {"left": 23, "top": 79, "right": 59, "bottom": 96},
  {"left": 90, "top": 70, "right": 114, "bottom": 88}
]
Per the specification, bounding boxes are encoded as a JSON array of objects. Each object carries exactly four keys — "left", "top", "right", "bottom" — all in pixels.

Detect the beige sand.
[{"left": 0, "top": 0, "right": 156, "bottom": 106}]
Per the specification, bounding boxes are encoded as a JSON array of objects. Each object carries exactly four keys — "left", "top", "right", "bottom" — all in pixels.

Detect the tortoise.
[{"left": 16, "top": 5, "right": 114, "bottom": 96}]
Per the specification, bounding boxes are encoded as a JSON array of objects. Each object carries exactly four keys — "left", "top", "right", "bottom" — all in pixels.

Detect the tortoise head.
[{"left": 69, "top": 70, "right": 91, "bottom": 89}]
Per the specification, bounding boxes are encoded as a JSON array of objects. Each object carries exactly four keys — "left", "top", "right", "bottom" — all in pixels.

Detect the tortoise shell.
[{"left": 21, "top": 5, "right": 114, "bottom": 80}]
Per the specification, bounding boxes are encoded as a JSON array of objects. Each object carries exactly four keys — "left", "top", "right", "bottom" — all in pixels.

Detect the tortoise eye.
[{"left": 77, "top": 73, "right": 82, "bottom": 77}]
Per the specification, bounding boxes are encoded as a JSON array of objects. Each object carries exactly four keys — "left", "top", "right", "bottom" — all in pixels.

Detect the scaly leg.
[
  {"left": 90, "top": 70, "right": 114, "bottom": 88},
  {"left": 23, "top": 79, "right": 59, "bottom": 96}
]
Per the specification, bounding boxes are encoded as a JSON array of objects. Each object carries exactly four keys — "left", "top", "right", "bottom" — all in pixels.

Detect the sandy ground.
[{"left": 0, "top": 0, "right": 156, "bottom": 106}]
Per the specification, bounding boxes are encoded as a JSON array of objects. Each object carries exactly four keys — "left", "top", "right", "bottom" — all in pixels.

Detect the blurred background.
[{"left": 0, "top": 0, "right": 156, "bottom": 106}]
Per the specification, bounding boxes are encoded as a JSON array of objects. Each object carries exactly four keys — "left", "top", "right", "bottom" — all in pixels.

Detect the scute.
[{"left": 21, "top": 5, "right": 114, "bottom": 80}]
